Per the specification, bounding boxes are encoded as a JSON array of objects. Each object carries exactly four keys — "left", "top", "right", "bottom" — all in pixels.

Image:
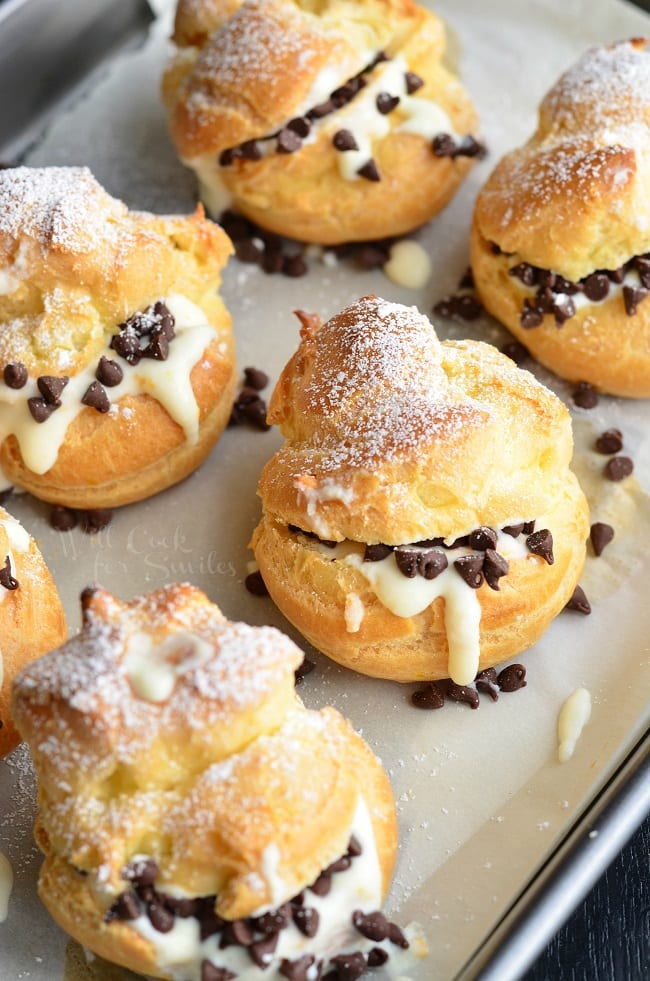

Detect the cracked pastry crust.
[
  {"left": 162, "top": 0, "right": 480, "bottom": 243},
  {"left": 470, "top": 38, "right": 650, "bottom": 397},
  {"left": 0, "top": 166, "right": 236, "bottom": 507},
  {"left": 0, "top": 506, "right": 66, "bottom": 757},
  {"left": 251, "top": 295, "right": 589, "bottom": 683},
  {"left": 11, "top": 583, "right": 397, "bottom": 979}
]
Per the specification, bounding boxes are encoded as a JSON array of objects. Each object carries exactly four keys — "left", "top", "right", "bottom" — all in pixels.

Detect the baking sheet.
[{"left": 1, "top": 0, "right": 650, "bottom": 978}]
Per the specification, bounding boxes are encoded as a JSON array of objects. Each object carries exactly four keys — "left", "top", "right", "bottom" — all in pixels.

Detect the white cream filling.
[
  {"left": 315, "top": 532, "right": 528, "bottom": 686},
  {"left": 0, "top": 292, "right": 216, "bottom": 478},
  {"left": 557, "top": 687, "right": 591, "bottom": 763},
  {"left": 123, "top": 630, "right": 214, "bottom": 703},
  {"left": 0, "top": 852, "right": 13, "bottom": 923},
  {"left": 128, "top": 796, "right": 388, "bottom": 981}
]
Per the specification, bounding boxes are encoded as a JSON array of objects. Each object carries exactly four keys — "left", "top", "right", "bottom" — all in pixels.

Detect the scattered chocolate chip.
[
  {"left": 79, "top": 509, "right": 113, "bottom": 534},
  {"left": 500, "top": 341, "right": 529, "bottom": 366},
  {"left": 387, "top": 922, "right": 409, "bottom": 948},
  {"left": 27, "top": 397, "right": 57, "bottom": 423},
  {"left": 357, "top": 159, "right": 381, "bottom": 182},
  {"left": 367, "top": 947, "right": 389, "bottom": 967},
  {"left": 526, "top": 528, "right": 554, "bottom": 564},
  {"left": 245, "top": 571, "right": 268, "bottom": 596},
  {"left": 411, "top": 683, "right": 445, "bottom": 709},
  {"left": 572, "top": 381, "right": 599, "bottom": 409},
  {"left": 236, "top": 239, "right": 263, "bottom": 264},
  {"left": 293, "top": 906, "right": 319, "bottom": 937},
  {"left": 202, "top": 962, "right": 236, "bottom": 981},
  {"left": 376, "top": 92, "right": 400, "bottom": 114},
  {"left": 432, "top": 133, "right": 457, "bottom": 157},
  {"left": 328, "top": 951, "right": 367, "bottom": 981},
  {"left": 405, "top": 71, "right": 424, "bottom": 93},
  {"left": 352, "top": 910, "right": 389, "bottom": 942},
  {"left": 243, "top": 366, "right": 269, "bottom": 391},
  {"left": 3, "top": 362, "right": 27, "bottom": 389},
  {"left": 147, "top": 900, "right": 175, "bottom": 933},
  {"left": 96, "top": 356, "right": 123, "bottom": 387},
  {"left": 594, "top": 428, "right": 623, "bottom": 454},
  {"left": 333, "top": 129, "right": 359, "bottom": 152},
  {"left": 122, "top": 857, "right": 159, "bottom": 887},
  {"left": 432, "top": 294, "right": 483, "bottom": 321},
  {"left": 0, "top": 556, "right": 18, "bottom": 591},
  {"left": 364, "top": 543, "right": 393, "bottom": 562},
  {"left": 37, "top": 375, "right": 69, "bottom": 405},
  {"left": 262, "top": 250, "right": 285, "bottom": 274},
  {"left": 81, "top": 380, "right": 110, "bottom": 413},
  {"left": 50, "top": 505, "right": 77, "bottom": 532},
  {"left": 283, "top": 253, "right": 308, "bottom": 278},
  {"left": 565, "top": 584, "right": 591, "bottom": 615},
  {"left": 469, "top": 526, "right": 498, "bottom": 551},
  {"left": 483, "top": 549, "right": 509, "bottom": 590},
  {"left": 590, "top": 521, "right": 614, "bottom": 556},
  {"left": 476, "top": 667, "right": 499, "bottom": 701},
  {"left": 294, "top": 657, "right": 315, "bottom": 686},
  {"left": 0, "top": 488, "right": 13, "bottom": 506},
  {"left": 622, "top": 284, "right": 649, "bottom": 316},
  {"left": 280, "top": 956, "right": 318, "bottom": 981},
  {"left": 446, "top": 682, "right": 480, "bottom": 709},
  {"left": 357, "top": 243, "right": 390, "bottom": 269},
  {"left": 582, "top": 272, "right": 610, "bottom": 302},
  {"left": 243, "top": 398, "right": 271, "bottom": 430},
  {"left": 497, "top": 664, "right": 527, "bottom": 692},
  {"left": 105, "top": 890, "right": 140, "bottom": 922},
  {"left": 453, "top": 554, "right": 484, "bottom": 588},
  {"left": 604, "top": 456, "right": 633, "bottom": 481},
  {"left": 458, "top": 267, "right": 475, "bottom": 290},
  {"left": 277, "top": 128, "right": 302, "bottom": 153}
]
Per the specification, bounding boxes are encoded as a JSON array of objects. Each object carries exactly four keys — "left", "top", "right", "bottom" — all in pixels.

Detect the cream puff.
[
  {"left": 11, "top": 583, "right": 422, "bottom": 979},
  {"left": 251, "top": 295, "right": 590, "bottom": 685},
  {"left": 0, "top": 505, "right": 66, "bottom": 757},
  {"left": 162, "top": 0, "right": 481, "bottom": 244},
  {"left": 0, "top": 166, "right": 236, "bottom": 508},
  {"left": 470, "top": 38, "right": 650, "bottom": 398}
]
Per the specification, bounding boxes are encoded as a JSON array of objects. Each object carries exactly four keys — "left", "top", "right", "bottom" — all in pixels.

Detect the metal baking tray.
[{"left": 0, "top": 0, "right": 649, "bottom": 978}]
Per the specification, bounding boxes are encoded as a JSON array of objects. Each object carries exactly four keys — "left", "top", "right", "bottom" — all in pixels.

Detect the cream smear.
[
  {"left": 0, "top": 851, "right": 13, "bottom": 923},
  {"left": 557, "top": 687, "right": 592, "bottom": 763},
  {"left": 123, "top": 630, "right": 215, "bottom": 703}
]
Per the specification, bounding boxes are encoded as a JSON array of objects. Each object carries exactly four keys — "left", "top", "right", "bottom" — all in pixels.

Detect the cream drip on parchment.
[{"left": 0, "top": 293, "right": 219, "bottom": 489}]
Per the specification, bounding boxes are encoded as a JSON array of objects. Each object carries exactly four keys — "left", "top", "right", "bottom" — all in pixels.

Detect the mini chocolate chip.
[
  {"left": 293, "top": 906, "right": 319, "bottom": 937},
  {"left": 352, "top": 910, "right": 389, "bottom": 941},
  {"left": 309, "top": 873, "right": 331, "bottom": 897},
  {"left": 243, "top": 366, "right": 269, "bottom": 390},
  {"left": 553, "top": 295, "right": 576, "bottom": 326},
  {"left": 455, "top": 294, "right": 483, "bottom": 320},
  {"left": 325, "top": 855, "right": 351, "bottom": 875},
  {"left": 0, "top": 556, "right": 18, "bottom": 590},
  {"left": 458, "top": 267, "right": 474, "bottom": 290},
  {"left": 245, "top": 571, "right": 268, "bottom": 596},
  {"left": 367, "top": 947, "right": 389, "bottom": 967},
  {"left": 364, "top": 542, "right": 393, "bottom": 562},
  {"left": 255, "top": 905, "right": 291, "bottom": 935},
  {"left": 394, "top": 547, "right": 419, "bottom": 578},
  {"left": 476, "top": 667, "right": 499, "bottom": 701},
  {"left": 411, "top": 683, "right": 445, "bottom": 709},
  {"left": 347, "top": 836, "right": 363, "bottom": 857},
  {"left": 604, "top": 456, "right": 634, "bottom": 481},
  {"left": 522, "top": 521, "right": 536, "bottom": 535},
  {"left": 226, "top": 918, "right": 255, "bottom": 946},
  {"left": 202, "top": 962, "right": 236, "bottom": 981},
  {"left": 105, "top": 890, "right": 140, "bottom": 922},
  {"left": 219, "top": 148, "right": 236, "bottom": 167},
  {"left": 502, "top": 523, "right": 524, "bottom": 538},
  {"left": 153, "top": 300, "right": 175, "bottom": 340},
  {"left": 594, "top": 428, "right": 623, "bottom": 454},
  {"left": 357, "top": 243, "right": 390, "bottom": 268},
  {"left": 295, "top": 657, "right": 315, "bottom": 685},
  {"left": 0, "top": 488, "right": 12, "bottom": 506},
  {"left": 387, "top": 922, "right": 409, "bottom": 948},
  {"left": 454, "top": 554, "right": 484, "bottom": 588},
  {"left": 357, "top": 159, "right": 381, "bottom": 181},
  {"left": 27, "top": 397, "right": 57, "bottom": 423},
  {"left": 565, "top": 584, "right": 591, "bottom": 615},
  {"left": 510, "top": 263, "right": 538, "bottom": 286},
  {"left": 283, "top": 253, "right": 308, "bottom": 278},
  {"left": 497, "top": 664, "right": 527, "bottom": 692},
  {"left": 3, "top": 362, "right": 27, "bottom": 389},
  {"left": 122, "top": 857, "right": 159, "bottom": 887},
  {"left": 236, "top": 239, "right": 263, "bottom": 263},
  {"left": 37, "top": 375, "right": 69, "bottom": 405},
  {"left": 79, "top": 509, "right": 113, "bottom": 534},
  {"left": 469, "top": 526, "right": 498, "bottom": 551},
  {"left": 415, "top": 537, "right": 445, "bottom": 548},
  {"left": 432, "top": 133, "right": 457, "bottom": 157},
  {"left": 418, "top": 548, "right": 448, "bottom": 580},
  {"left": 277, "top": 128, "right": 302, "bottom": 153},
  {"left": 262, "top": 250, "right": 284, "bottom": 274},
  {"left": 446, "top": 682, "right": 480, "bottom": 709},
  {"left": 143, "top": 331, "right": 169, "bottom": 361},
  {"left": 147, "top": 900, "right": 175, "bottom": 933},
  {"left": 239, "top": 139, "right": 262, "bottom": 161},
  {"left": 328, "top": 952, "right": 367, "bottom": 981},
  {"left": 50, "top": 505, "right": 77, "bottom": 532},
  {"left": 81, "top": 380, "right": 110, "bottom": 413},
  {"left": 590, "top": 521, "right": 614, "bottom": 556},
  {"left": 449, "top": 534, "right": 470, "bottom": 549},
  {"left": 199, "top": 907, "right": 226, "bottom": 941},
  {"left": 376, "top": 92, "right": 400, "bottom": 114},
  {"left": 280, "top": 956, "right": 318, "bottom": 981},
  {"left": 111, "top": 328, "right": 141, "bottom": 364},
  {"left": 582, "top": 272, "right": 610, "bottom": 302},
  {"left": 457, "top": 135, "right": 485, "bottom": 157},
  {"left": 287, "top": 116, "right": 311, "bottom": 138},
  {"left": 623, "top": 285, "right": 648, "bottom": 316},
  {"left": 162, "top": 895, "right": 199, "bottom": 917},
  {"left": 309, "top": 99, "right": 335, "bottom": 119},
  {"left": 483, "top": 549, "right": 509, "bottom": 590},
  {"left": 636, "top": 256, "right": 650, "bottom": 289},
  {"left": 572, "top": 381, "right": 599, "bottom": 408},
  {"left": 404, "top": 71, "right": 424, "bottom": 93},
  {"left": 96, "top": 356, "right": 123, "bottom": 387},
  {"left": 526, "top": 528, "right": 554, "bottom": 564},
  {"left": 520, "top": 302, "right": 544, "bottom": 329},
  {"left": 243, "top": 399, "right": 271, "bottom": 430}
]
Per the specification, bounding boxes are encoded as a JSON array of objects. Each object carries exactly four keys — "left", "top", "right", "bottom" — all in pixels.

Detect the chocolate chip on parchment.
[
  {"left": 295, "top": 658, "right": 315, "bottom": 686},
  {"left": 293, "top": 906, "right": 319, "bottom": 937},
  {"left": 594, "top": 428, "right": 623, "bottom": 454},
  {"left": 604, "top": 456, "right": 633, "bottom": 481},
  {"left": 3, "top": 362, "right": 27, "bottom": 389},
  {"left": 236, "top": 239, "right": 263, "bottom": 264},
  {"left": 283, "top": 253, "right": 308, "bottom": 278},
  {"left": 96, "top": 356, "right": 123, "bottom": 387},
  {"left": 453, "top": 554, "right": 484, "bottom": 588},
  {"left": 50, "top": 505, "right": 78, "bottom": 532},
  {"left": 590, "top": 522, "right": 614, "bottom": 556},
  {"left": 376, "top": 92, "right": 400, "bottom": 114},
  {"left": 81, "top": 380, "right": 110, "bottom": 413},
  {"left": 243, "top": 366, "right": 269, "bottom": 391},
  {"left": 498, "top": 664, "right": 527, "bottom": 691},
  {"left": 0, "top": 556, "right": 18, "bottom": 590},
  {"left": 79, "top": 509, "right": 113, "bottom": 534},
  {"left": 411, "top": 683, "right": 445, "bottom": 710},
  {"left": 501, "top": 341, "right": 530, "bottom": 365},
  {"left": 565, "top": 584, "right": 591, "bottom": 614},
  {"left": 446, "top": 682, "right": 480, "bottom": 709},
  {"left": 357, "top": 159, "right": 381, "bottom": 182},
  {"left": 243, "top": 398, "right": 271, "bottom": 430},
  {"left": 526, "top": 528, "right": 554, "bottom": 564},
  {"left": 476, "top": 667, "right": 499, "bottom": 701},
  {"left": 245, "top": 571, "right": 268, "bottom": 596}
]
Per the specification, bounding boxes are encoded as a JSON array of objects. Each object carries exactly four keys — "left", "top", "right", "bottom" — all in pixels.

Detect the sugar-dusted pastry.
[
  {"left": 0, "top": 166, "right": 236, "bottom": 508},
  {"left": 162, "top": 0, "right": 481, "bottom": 244},
  {"left": 0, "top": 506, "right": 66, "bottom": 757},
  {"left": 252, "top": 296, "right": 589, "bottom": 685},
  {"left": 470, "top": 38, "right": 650, "bottom": 398},
  {"left": 12, "top": 583, "right": 422, "bottom": 979}
]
